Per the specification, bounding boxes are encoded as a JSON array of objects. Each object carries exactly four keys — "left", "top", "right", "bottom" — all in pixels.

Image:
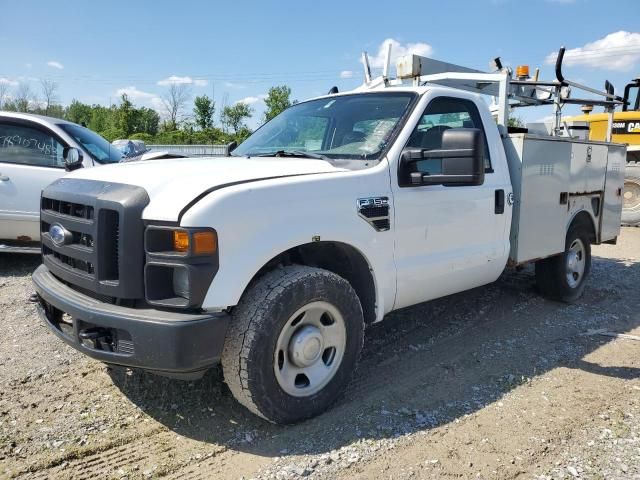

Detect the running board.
[{"left": 0, "top": 244, "right": 40, "bottom": 254}]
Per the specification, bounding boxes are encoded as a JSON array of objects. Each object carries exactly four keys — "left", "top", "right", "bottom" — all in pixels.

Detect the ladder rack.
[{"left": 359, "top": 46, "right": 625, "bottom": 139}]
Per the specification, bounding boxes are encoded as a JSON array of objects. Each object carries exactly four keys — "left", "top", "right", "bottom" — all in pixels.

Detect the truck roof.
[
  {"left": 305, "top": 85, "right": 458, "bottom": 104},
  {"left": 0, "top": 111, "right": 77, "bottom": 129}
]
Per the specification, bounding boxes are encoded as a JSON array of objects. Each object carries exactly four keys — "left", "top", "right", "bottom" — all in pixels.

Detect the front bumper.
[{"left": 32, "top": 264, "right": 230, "bottom": 378}]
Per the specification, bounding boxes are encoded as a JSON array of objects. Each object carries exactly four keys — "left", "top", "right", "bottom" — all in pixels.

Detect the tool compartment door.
[
  {"left": 518, "top": 138, "right": 571, "bottom": 262},
  {"left": 601, "top": 144, "right": 626, "bottom": 241},
  {"left": 570, "top": 143, "right": 607, "bottom": 193}
]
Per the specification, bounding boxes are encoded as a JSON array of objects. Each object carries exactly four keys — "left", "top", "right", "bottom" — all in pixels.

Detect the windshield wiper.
[{"left": 253, "top": 150, "right": 330, "bottom": 160}]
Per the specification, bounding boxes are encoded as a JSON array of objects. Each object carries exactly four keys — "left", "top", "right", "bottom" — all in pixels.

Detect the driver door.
[{"left": 391, "top": 95, "right": 509, "bottom": 309}]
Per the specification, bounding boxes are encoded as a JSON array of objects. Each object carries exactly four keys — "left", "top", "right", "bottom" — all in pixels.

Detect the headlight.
[{"left": 144, "top": 226, "right": 219, "bottom": 309}]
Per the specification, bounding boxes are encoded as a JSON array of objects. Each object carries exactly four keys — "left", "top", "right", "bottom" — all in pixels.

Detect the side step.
[{"left": 0, "top": 243, "right": 41, "bottom": 254}]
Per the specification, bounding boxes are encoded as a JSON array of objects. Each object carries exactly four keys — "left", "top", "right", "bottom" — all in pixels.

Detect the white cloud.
[
  {"left": 47, "top": 60, "right": 64, "bottom": 70},
  {"left": 157, "top": 75, "right": 207, "bottom": 87},
  {"left": 25, "top": 63, "right": 32, "bottom": 69},
  {"left": 545, "top": 31, "right": 640, "bottom": 71},
  {"left": 0, "top": 77, "right": 19, "bottom": 86},
  {"left": 366, "top": 38, "right": 434, "bottom": 69},
  {"left": 236, "top": 94, "right": 267, "bottom": 105},
  {"left": 224, "top": 81, "right": 246, "bottom": 89},
  {"left": 116, "top": 86, "right": 163, "bottom": 110},
  {"left": 340, "top": 70, "right": 354, "bottom": 79},
  {"left": 157, "top": 75, "right": 192, "bottom": 86}
]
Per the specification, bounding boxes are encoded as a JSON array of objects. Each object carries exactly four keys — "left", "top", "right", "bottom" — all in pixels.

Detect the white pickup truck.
[{"left": 32, "top": 51, "right": 625, "bottom": 423}]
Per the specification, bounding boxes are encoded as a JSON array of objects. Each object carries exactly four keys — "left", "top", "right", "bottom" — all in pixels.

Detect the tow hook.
[{"left": 78, "top": 327, "right": 114, "bottom": 351}]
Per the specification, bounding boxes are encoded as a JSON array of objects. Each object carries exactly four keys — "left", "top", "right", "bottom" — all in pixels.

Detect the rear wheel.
[
  {"left": 221, "top": 265, "right": 364, "bottom": 424},
  {"left": 622, "top": 163, "right": 640, "bottom": 226},
  {"left": 535, "top": 224, "right": 591, "bottom": 303}
]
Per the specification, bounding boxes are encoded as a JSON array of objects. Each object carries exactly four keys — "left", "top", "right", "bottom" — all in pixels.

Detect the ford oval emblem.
[{"left": 49, "top": 224, "right": 70, "bottom": 246}]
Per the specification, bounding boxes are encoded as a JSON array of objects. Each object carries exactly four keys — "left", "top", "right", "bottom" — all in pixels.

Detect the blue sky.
[{"left": 1, "top": 0, "right": 639, "bottom": 127}]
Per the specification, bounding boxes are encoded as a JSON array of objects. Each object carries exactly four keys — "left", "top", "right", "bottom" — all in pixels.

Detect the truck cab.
[{"left": 32, "top": 50, "right": 625, "bottom": 424}]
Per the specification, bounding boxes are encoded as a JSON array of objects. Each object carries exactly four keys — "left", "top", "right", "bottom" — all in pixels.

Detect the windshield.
[
  {"left": 233, "top": 92, "right": 416, "bottom": 161},
  {"left": 59, "top": 124, "right": 123, "bottom": 164}
]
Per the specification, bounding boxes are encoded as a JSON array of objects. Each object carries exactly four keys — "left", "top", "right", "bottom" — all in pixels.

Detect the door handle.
[
  {"left": 0, "top": 174, "right": 9, "bottom": 181},
  {"left": 495, "top": 189, "right": 505, "bottom": 214}
]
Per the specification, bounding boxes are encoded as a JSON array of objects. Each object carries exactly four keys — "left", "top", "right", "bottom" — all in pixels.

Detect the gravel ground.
[{"left": 0, "top": 229, "right": 639, "bottom": 480}]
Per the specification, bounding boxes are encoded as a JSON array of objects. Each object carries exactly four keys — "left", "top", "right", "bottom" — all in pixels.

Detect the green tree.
[
  {"left": 65, "top": 99, "right": 93, "bottom": 126},
  {"left": 264, "top": 85, "right": 291, "bottom": 122},
  {"left": 130, "top": 132, "right": 154, "bottom": 143},
  {"left": 115, "top": 94, "right": 135, "bottom": 136},
  {"left": 193, "top": 95, "right": 215, "bottom": 130},
  {"left": 137, "top": 107, "right": 160, "bottom": 135},
  {"left": 99, "top": 127, "right": 126, "bottom": 142},
  {"left": 221, "top": 103, "right": 252, "bottom": 135},
  {"left": 87, "top": 106, "right": 112, "bottom": 134},
  {"left": 507, "top": 116, "right": 525, "bottom": 128}
]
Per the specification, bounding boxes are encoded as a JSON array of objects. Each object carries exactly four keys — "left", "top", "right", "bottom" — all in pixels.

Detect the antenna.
[
  {"left": 220, "top": 92, "right": 229, "bottom": 131},
  {"left": 382, "top": 42, "right": 392, "bottom": 80},
  {"left": 362, "top": 52, "right": 372, "bottom": 84}
]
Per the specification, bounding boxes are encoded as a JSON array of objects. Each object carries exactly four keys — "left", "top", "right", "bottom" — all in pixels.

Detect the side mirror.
[
  {"left": 63, "top": 147, "right": 84, "bottom": 171},
  {"left": 399, "top": 128, "right": 485, "bottom": 187}
]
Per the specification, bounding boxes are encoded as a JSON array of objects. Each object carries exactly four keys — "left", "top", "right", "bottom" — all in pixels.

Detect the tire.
[
  {"left": 622, "top": 163, "right": 640, "bottom": 227},
  {"left": 221, "top": 265, "right": 365, "bottom": 424},
  {"left": 535, "top": 224, "right": 591, "bottom": 303}
]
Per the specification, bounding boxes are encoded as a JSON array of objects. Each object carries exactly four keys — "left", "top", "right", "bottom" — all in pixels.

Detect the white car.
[
  {"left": 112, "top": 139, "right": 149, "bottom": 159},
  {"left": 0, "top": 112, "right": 122, "bottom": 253},
  {"left": 32, "top": 54, "right": 625, "bottom": 423}
]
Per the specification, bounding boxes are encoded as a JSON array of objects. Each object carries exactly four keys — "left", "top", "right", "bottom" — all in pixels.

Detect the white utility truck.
[{"left": 33, "top": 47, "right": 625, "bottom": 423}]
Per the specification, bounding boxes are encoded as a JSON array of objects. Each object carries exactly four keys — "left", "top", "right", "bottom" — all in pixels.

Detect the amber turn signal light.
[
  {"left": 173, "top": 230, "right": 190, "bottom": 252},
  {"left": 192, "top": 231, "right": 217, "bottom": 255},
  {"left": 172, "top": 229, "right": 217, "bottom": 255}
]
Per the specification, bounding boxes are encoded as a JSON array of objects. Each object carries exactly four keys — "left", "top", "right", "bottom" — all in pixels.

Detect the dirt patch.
[{"left": 1, "top": 229, "right": 639, "bottom": 479}]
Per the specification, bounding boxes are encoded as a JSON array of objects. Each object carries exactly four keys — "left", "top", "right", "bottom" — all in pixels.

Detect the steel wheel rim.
[
  {"left": 566, "top": 238, "right": 586, "bottom": 288},
  {"left": 623, "top": 181, "right": 640, "bottom": 210},
  {"left": 274, "top": 301, "right": 346, "bottom": 397}
]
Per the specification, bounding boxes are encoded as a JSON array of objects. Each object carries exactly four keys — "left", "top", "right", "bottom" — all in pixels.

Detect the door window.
[
  {"left": 0, "top": 123, "right": 65, "bottom": 168},
  {"left": 406, "top": 97, "right": 492, "bottom": 176}
]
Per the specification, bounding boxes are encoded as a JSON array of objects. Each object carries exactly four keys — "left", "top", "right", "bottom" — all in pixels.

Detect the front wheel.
[
  {"left": 221, "top": 265, "right": 364, "bottom": 424},
  {"left": 535, "top": 224, "right": 592, "bottom": 303}
]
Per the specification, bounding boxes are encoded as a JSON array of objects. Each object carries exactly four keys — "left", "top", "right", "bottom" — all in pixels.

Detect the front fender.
[{"left": 180, "top": 170, "right": 396, "bottom": 320}]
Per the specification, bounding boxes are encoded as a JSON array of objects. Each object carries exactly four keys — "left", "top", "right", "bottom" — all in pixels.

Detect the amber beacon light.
[{"left": 515, "top": 65, "right": 530, "bottom": 79}]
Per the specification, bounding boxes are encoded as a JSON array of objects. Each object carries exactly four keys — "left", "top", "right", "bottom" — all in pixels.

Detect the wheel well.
[
  {"left": 570, "top": 210, "right": 596, "bottom": 243},
  {"left": 246, "top": 242, "right": 377, "bottom": 324}
]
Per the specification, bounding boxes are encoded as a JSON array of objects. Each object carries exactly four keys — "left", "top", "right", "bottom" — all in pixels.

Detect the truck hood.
[{"left": 67, "top": 156, "right": 345, "bottom": 221}]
